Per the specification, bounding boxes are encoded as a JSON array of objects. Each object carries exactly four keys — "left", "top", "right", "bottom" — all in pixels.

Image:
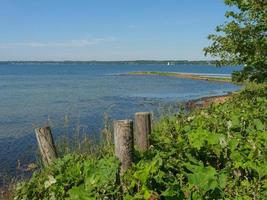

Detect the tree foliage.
[{"left": 204, "top": 0, "right": 267, "bottom": 83}]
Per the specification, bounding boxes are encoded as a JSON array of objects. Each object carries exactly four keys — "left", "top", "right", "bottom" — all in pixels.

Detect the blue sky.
[{"left": 0, "top": 0, "right": 228, "bottom": 61}]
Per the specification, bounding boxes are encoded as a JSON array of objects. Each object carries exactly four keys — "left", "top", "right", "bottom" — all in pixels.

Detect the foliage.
[
  {"left": 204, "top": 0, "right": 267, "bottom": 83},
  {"left": 14, "top": 155, "right": 120, "bottom": 200},
  {"left": 15, "top": 84, "right": 267, "bottom": 199},
  {"left": 124, "top": 84, "right": 267, "bottom": 199}
]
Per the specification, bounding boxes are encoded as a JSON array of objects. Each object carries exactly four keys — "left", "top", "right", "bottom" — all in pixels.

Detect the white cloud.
[{"left": 0, "top": 37, "right": 117, "bottom": 48}]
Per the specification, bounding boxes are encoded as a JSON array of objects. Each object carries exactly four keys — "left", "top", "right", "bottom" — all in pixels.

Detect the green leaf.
[{"left": 253, "top": 119, "right": 265, "bottom": 131}]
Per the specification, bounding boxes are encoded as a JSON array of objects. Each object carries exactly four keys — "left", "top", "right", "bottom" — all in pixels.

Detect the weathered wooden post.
[
  {"left": 114, "top": 120, "right": 134, "bottom": 175},
  {"left": 135, "top": 112, "right": 151, "bottom": 151},
  {"left": 35, "top": 126, "right": 58, "bottom": 166}
]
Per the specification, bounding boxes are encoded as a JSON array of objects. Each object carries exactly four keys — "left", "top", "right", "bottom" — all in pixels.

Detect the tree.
[{"left": 204, "top": 0, "right": 267, "bottom": 83}]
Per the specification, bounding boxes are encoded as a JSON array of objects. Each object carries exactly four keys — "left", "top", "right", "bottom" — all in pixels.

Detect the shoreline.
[
  {"left": 125, "top": 71, "right": 233, "bottom": 83},
  {"left": 185, "top": 92, "right": 235, "bottom": 110}
]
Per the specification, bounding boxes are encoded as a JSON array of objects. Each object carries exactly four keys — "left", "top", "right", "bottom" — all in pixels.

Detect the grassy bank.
[
  {"left": 14, "top": 84, "right": 267, "bottom": 199},
  {"left": 127, "top": 71, "right": 233, "bottom": 83}
]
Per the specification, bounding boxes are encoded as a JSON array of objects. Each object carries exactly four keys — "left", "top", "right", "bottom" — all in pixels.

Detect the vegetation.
[
  {"left": 14, "top": 84, "right": 267, "bottom": 199},
  {"left": 128, "top": 71, "right": 232, "bottom": 83},
  {"left": 204, "top": 0, "right": 267, "bottom": 83}
]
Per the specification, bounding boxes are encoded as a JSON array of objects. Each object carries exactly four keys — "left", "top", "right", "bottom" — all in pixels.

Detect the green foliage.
[
  {"left": 204, "top": 0, "right": 267, "bottom": 83},
  {"left": 15, "top": 155, "right": 120, "bottom": 200},
  {"left": 123, "top": 84, "right": 267, "bottom": 199},
  {"left": 15, "top": 84, "right": 267, "bottom": 199}
]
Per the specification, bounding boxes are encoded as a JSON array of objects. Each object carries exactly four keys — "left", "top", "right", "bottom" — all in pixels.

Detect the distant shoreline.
[
  {"left": 0, "top": 60, "right": 217, "bottom": 66},
  {"left": 125, "top": 71, "right": 233, "bottom": 83}
]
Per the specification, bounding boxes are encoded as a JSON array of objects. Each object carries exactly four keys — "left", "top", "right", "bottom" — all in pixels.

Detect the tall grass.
[{"left": 54, "top": 112, "right": 114, "bottom": 160}]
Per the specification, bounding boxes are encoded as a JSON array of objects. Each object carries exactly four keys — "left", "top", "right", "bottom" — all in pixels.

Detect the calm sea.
[{"left": 0, "top": 63, "right": 241, "bottom": 176}]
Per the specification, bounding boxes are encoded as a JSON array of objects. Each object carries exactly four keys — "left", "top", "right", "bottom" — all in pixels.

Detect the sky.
[{"left": 0, "top": 0, "right": 229, "bottom": 61}]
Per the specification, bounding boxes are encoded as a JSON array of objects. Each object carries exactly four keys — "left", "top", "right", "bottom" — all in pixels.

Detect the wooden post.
[
  {"left": 114, "top": 120, "right": 134, "bottom": 175},
  {"left": 35, "top": 126, "right": 57, "bottom": 166},
  {"left": 135, "top": 112, "right": 151, "bottom": 151}
]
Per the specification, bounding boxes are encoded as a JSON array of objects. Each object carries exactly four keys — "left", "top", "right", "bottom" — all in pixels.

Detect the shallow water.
[{"left": 0, "top": 63, "right": 241, "bottom": 176}]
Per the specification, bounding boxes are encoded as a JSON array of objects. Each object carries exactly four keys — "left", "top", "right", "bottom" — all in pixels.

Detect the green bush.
[
  {"left": 15, "top": 84, "right": 267, "bottom": 199},
  {"left": 124, "top": 84, "right": 267, "bottom": 199},
  {"left": 15, "top": 155, "right": 120, "bottom": 200}
]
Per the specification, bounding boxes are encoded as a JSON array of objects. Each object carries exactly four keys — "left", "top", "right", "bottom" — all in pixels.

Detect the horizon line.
[{"left": 0, "top": 59, "right": 215, "bottom": 62}]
